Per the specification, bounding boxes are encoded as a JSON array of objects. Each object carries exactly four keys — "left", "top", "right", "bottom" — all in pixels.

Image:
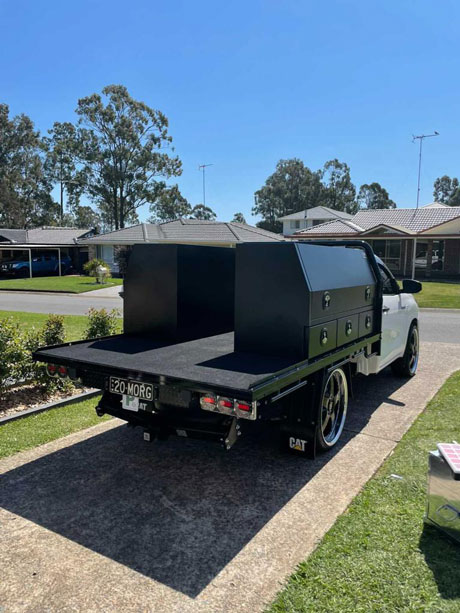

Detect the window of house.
[
  {"left": 415, "top": 240, "right": 444, "bottom": 271},
  {"left": 290, "top": 220, "right": 301, "bottom": 229},
  {"left": 368, "top": 239, "right": 401, "bottom": 272},
  {"left": 386, "top": 241, "right": 401, "bottom": 271},
  {"left": 97, "top": 245, "right": 114, "bottom": 264}
]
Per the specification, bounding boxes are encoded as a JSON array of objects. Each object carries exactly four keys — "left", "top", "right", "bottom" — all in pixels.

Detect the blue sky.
[{"left": 1, "top": 0, "right": 459, "bottom": 224}]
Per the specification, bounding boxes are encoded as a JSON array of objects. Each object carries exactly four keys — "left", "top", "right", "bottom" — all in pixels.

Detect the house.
[
  {"left": 79, "top": 219, "right": 285, "bottom": 273},
  {"left": 294, "top": 203, "right": 460, "bottom": 278},
  {"left": 0, "top": 227, "right": 95, "bottom": 275},
  {"left": 278, "top": 206, "right": 353, "bottom": 236}
]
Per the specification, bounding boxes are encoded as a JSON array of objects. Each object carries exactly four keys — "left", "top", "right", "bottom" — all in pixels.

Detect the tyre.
[
  {"left": 316, "top": 367, "right": 348, "bottom": 451},
  {"left": 391, "top": 323, "right": 419, "bottom": 378}
]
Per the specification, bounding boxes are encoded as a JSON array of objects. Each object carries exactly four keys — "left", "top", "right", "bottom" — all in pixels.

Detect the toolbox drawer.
[
  {"left": 310, "top": 284, "right": 375, "bottom": 322},
  {"left": 307, "top": 320, "right": 338, "bottom": 359},
  {"left": 337, "top": 314, "right": 359, "bottom": 346}
]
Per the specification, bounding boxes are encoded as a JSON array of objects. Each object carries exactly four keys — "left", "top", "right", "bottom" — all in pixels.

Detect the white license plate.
[
  {"left": 122, "top": 395, "right": 140, "bottom": 411},
  {"left": 109, "top": 377, "right": 154, "bottom": 401}
]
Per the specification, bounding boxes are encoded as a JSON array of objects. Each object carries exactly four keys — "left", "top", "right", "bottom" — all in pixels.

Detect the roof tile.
[
  {"left": 297, "top": 207, "right": 460, "bottom": 236},
  {"left": 81, "top": 220, "right": 285, "bottom": 244}
]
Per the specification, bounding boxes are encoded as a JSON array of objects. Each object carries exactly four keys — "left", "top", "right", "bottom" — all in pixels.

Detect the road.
[
  {"left": 419, "top": 309, "right": 460, "bottom": 344},
  {"left": 0, "top": 290, "right": 458, "bottom": 343},
  {"left": 0, "top": 290, "right": 123, "bottom": 316}
]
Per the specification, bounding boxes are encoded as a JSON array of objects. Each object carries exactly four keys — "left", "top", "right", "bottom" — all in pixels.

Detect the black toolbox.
[{"left": 234, "top": 242, "right": 378, "bottom": 360}]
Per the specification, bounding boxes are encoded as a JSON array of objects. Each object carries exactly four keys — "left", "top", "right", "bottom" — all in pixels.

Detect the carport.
[
  {"left": 0, "top": 245, "right": 64, "bottom": 278},
  {"left": 0, "top": 227, "right": 96, "bottom": 278}
]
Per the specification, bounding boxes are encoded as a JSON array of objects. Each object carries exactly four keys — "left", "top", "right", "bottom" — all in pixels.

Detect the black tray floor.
[{"left": 36, "top": 332, "right": 297, "bottom": 393}]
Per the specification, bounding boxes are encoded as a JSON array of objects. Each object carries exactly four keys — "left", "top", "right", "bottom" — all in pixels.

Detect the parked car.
[{"left": 0, "top": 253, "right": 73, "bottom": 277}]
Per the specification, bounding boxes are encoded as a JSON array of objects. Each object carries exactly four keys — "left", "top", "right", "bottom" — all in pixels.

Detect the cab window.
[{"left": 379, "top": 264, "right": 399, "bottom": 295}]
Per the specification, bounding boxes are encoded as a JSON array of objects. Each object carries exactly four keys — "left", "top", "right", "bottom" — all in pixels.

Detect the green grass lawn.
[
  {"left": 415, "top": 280, "right": 460, "bottom": 309},
  {"left": 0, "top": 310, "right": 122, "bottom": 341},
  {"left": 269, "top": 370, "right": 460, "bottom": 613},
  {"left": 0, "top": 275, "right": 123, "bottom": 293},
  {"left": 0, "top": 396, "right": 111, "bottom": 459}
]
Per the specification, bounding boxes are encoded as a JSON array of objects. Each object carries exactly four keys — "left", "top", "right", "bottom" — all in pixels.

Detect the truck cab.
[{"left": 356, "top": 257, "right": 420, "bottom": 377}]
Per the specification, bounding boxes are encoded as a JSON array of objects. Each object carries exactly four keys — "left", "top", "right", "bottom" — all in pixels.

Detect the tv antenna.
[
  {"left": 412, "top": 132, "right": 439, "bottom": 210},
  {"left": 198, "top": 163, "right": 213, "bottom": 207}
]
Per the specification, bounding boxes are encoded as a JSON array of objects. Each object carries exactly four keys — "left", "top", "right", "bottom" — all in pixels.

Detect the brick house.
[{"left": 291, "top": 204, "right": 460, "bottom": 279}]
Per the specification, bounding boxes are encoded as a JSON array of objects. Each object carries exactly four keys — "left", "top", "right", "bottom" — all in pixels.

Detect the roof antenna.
[
  {"left": 412, "top": 132, "right": 439, "bottom": 214},
  {"left": 198, "top": 164, "right": 213, "bottom": 207}
]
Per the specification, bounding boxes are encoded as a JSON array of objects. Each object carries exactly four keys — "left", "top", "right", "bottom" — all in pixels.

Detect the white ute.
[{"left": 355, "top": 257, "right": 420, "bottom": 378}]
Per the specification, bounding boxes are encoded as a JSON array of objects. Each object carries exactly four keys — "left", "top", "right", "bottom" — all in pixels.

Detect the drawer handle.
[
  {"left": 365, "top": 315, "right": 372, "bottom": 329},
  {"left": 323, "top": 291, "right": 331, "bottom": 309},
  {"left": 320, "top": 328, "right": 328, "bottom": 345},
  {"left": 365, "top": 286, "right": 371, "bottom": 301},
  {"left": 345, "top": 321, "right": 353, "bottom": 336}
]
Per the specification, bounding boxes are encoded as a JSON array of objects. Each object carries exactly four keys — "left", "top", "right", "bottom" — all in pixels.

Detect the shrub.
[
  {"left": 0, "top": 314, "right": 73, "bottom": 398},
  {"left": 114, "top": 246, "right": 132, "bottom": 277},
  {"left": 30, "top": 315, "right": 71, "bottom": 392},
  {"left": 85, "top": 308, "right": 120, "bottom": 339},
  {"left": 42, "top": 314, "right": 65, "bottom": 346},
  {"left": 0, "top": 318, "right": 28, "bottom": 396},
  {"left": 83, "top": 258, "right": 112, "bottom": 280}
]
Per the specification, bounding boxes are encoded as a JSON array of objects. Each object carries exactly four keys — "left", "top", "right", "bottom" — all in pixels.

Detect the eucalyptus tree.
[
  {"left": 253, "top": 158, "right": 323, "bottom": 232},
  {"left": 70, "top": 85, "right": 182, "bottom": 229},
  {"left": 0, "top": 104, "right": 55, "bottom": 228},
  {"left": 357, "top": 182, "right": 396, "bottom": 209},
  {"left": 148, "top": 184, "right": 192, "bottom": 222}
]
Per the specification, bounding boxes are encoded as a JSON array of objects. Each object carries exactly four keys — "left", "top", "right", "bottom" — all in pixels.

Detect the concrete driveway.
[{"left": 1, "top": 341, "right": 460, "bottom": 613}]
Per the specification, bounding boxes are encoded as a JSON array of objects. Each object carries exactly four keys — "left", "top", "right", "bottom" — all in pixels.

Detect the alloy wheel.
[{"left": 320, "top": 368, "right": 348, "bottom": 447}]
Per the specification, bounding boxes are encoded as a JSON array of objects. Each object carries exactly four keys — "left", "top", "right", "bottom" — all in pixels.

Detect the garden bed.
[
  {"left": 0, "top": 310, "right": 121, "bottom": 420},
  {"left": 0, "top": 382, "right": 95, "bottom": 419}
]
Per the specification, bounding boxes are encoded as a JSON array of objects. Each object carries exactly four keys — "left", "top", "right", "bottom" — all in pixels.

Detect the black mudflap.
[{"left": 279, "top": 370, "right": 325, "bottom": 459}]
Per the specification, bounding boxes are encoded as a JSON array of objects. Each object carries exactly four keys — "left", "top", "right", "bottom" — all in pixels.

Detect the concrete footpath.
[{"left": 1, "top": 341, "right": 460, "bottom": 613}]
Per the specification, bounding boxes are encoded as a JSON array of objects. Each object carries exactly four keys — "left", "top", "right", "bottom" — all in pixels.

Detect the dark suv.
[{"left": 0, "top": 253, "right": 73, "bottom": 277}]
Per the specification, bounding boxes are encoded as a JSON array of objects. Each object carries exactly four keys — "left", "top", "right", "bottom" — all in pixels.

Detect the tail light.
[
  {"left": 217, "top": 397, "right": 234, "bottom": 415},
  {"left": 236, "top": 401, "right": 251, "bottom": 412},
  {"left": 58, "top": 365, "right": 68, "bottom": 378},
  {"left": 200, "top": 394, "right": 217, "bottom": 411},
  {"left": 199, "top": 393, "right": 257, "bottom": 420},
  {"left": 235, "top": 400, "right": 255, "bottom": 419},
  {"left": 47, "top": 363, "right": 58, "bottom": 377}
]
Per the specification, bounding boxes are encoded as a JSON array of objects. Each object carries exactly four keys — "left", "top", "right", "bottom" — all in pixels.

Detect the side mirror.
[{"left": 401, "top": 279, "right": 422, "bottom": 294}]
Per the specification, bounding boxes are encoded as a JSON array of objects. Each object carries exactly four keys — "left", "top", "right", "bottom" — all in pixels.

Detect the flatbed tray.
[{"left": 34, "top": 332, "right": 297, "bottom": 396}]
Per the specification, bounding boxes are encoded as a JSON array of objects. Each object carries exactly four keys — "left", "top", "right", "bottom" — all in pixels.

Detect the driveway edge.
[{"left": 0, "top": 389, "right": 100, "bottom": 425}]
